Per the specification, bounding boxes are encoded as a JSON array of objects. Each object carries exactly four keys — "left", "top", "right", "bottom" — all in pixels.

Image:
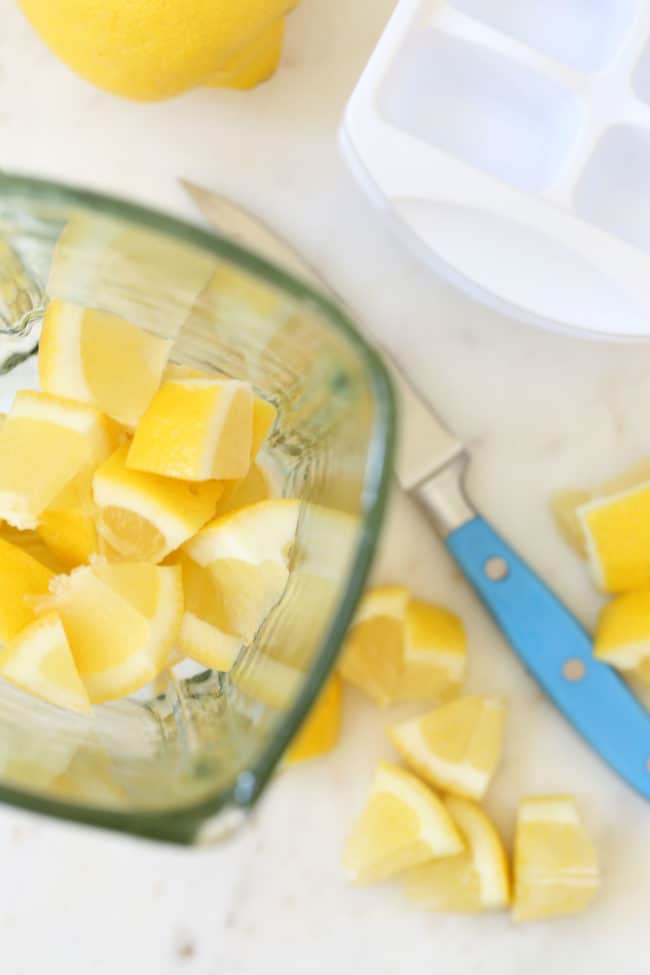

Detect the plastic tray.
[{"left": 340, "top": 0, "right": 650, "bottom": 339}]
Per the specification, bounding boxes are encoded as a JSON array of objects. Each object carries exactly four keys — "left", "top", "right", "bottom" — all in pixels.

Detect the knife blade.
[{"left": 182, "top": 178, "right": 650, "bottom": 801}]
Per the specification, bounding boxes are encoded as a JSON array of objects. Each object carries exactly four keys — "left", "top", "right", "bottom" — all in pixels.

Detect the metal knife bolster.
[{"left": 413, "top": 454, "right": 476, "bottom": 538}]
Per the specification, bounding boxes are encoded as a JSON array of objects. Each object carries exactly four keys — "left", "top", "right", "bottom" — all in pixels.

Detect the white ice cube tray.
[{"left": 340, "top": 0, "right": 650, "bottom": 339}]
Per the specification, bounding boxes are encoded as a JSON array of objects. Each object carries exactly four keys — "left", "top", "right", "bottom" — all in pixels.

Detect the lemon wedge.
[
  {"left": 389, "top": 695, "right": 506, "bottom": 800},
  {"left": 0, "top": 524, "right": 66, "bottom": 573},
  {"left": 37, "top": 562, "right": 183, "bottom": 703},
  {"left": 127, "top": 377, "right": 254, "bottom": 482},
  {"left": 93, "top": 444, "right": 223, "bottom": 563},
  {"left": 403, "top": 796, "right": 510, "bottom": 912},
  {"left": 579, "top": 481, "right": 650, "bottom": 592},
  {"left": 285, "top": 674, "right": 342, "bottom": 765},
  {"left": 343, "top": 761, "right": 464, "bottom": 884},
  {"left": 0, "top": 390, "right": 119, "bottom": 529},
  {"left": 340, "top": 587, "right": 467, "bottom": 706},
  {"left": 38, "top": 470, "right": 98, "bottom": 569},
  {"left": 0, "top": 612, "right": 90, "bottom": 715},
  {"left": 513, "top": 796, "right": 600, "bottom": 922},
  {"left": 212, "top": 460, "right": 274, "bottom": 519},
  {"left": 39, "top": 301, "right": 171, "bottom": 428},
  {"left": 0, "top": 536, "right": 54, "bottom": 641},
  {"left": 593, "top": 588, "right": 650, "bottom": 685}
]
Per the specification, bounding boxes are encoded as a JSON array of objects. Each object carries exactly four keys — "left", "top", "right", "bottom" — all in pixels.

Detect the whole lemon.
[{"left": 17, "top": 0, "right": 298, "bottom": 100}]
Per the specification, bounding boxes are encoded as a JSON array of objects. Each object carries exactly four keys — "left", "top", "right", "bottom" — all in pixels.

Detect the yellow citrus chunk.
[
  {"left": 403, "top": 796, "right": 510, "bottom": 913},
  {"left": 212, "top": 460, "right": 274, "bottom": 519},
  {"left": 285, "top": 674, "right": 342, "bottom": 765},
  {"left": 0, "top": 612, "right": 90, "bottom": 715},
  {"left": 340, "top": 587, "right": 466, "bottom": 706},
  {"left": 593, "top": 588, "right": 650, "bottom": 686},
  {"left": 39, "top": 300, "right": 172, "bottom": 428},
  {"left": 38, "top": 470, "right": 98, "bottom": 569},
  {"left": 389, "top": 695, "right": 507, "bottom": 800},
  {"left": 578, "top": 476, "right": 650, "bottom": 592},
  {"left": 0, "top": 390, "right": 120, "bottom": 530},
  {"left": 127, "top": 378, "right": 254, "bottom": 481},
  {"left": 93, "top": 444, "right": 223, "bottom": 563},
  {"left": 0, "top": 524, "right": 66, "bottom": 573},
  {"left": 36, "top": 561, "right": 183, "bottom": 703},
  {"left": 0, "top": 536, "right": 54, "bottom": 641},
  {"left": 513, "top": 796, "right": 600, "bottom": 922},
  {"left": 343, "top": 761, "right": 464, "bottom": 884}
]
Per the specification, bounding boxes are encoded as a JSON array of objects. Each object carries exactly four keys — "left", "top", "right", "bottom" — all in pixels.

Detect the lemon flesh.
[
  {"left": 403, "top": 796, "right": 510, "bottom": 913},
  {"left": 513, "top": 796, "right": 600, "bottom": 922},
  {"left": 94, "top": 444, "right": 223, "bottom": 563},
  {"left": 593, "top": 588, "right": 650, "bottom": 686},
  {"left": 0, "top": 612, "right": 90, "bottom": 715},
  {"left": 343, "top": 762, "right": 464, "bottom": 885},
  {"left": 127, "top": 378, "right": 254, "bottom": 481},
  {"left": 390, "top": 695, "right": 506, "bottom": 800},
  {"left": 0, "top": 536, "right": 54, "bottom": 642},
  {"left": 39, "top": 301, "right": 171, "bottom": 428}
]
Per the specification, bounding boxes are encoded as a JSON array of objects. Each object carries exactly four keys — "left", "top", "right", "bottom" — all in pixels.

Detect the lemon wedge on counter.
[
  {"left": 593, "top": 588, "right": 650, "bottom": 685},
  {"left": 389, "top": 696, "right": 507, "bottom": 800},
  {"left": 0, "top": 536, "right": 54, "bottom": 641},
  {"left": 93, "top": 444, "right": 223, "bottom": 563},
  {"left": 0, "top": 390, "right": 119, "bottom": 530},
  {"left": 36, "top": 562, "right": 182, "bottom": 703},
  {"left": 512, "top": 796, "right": 600, "bottom": 922},
  {"left": 285, "top": 674, "right": 342, "bottom": 765},
  {"left": 403, "top": 796, "right": 510, "bottom": 913},
  {"left": 579, "top": 482, "right": 650, "bottom": 592},
  {"left": 343, "top": 761, "right": 464, "bottom": 884},
  {"left": 127, "top": 377, "right": 254, "bottom": 481},
  {"left": 339, "top": 587, "right": 467, "bottom": 706},
  {"left": 0, "top": 612, "right": 90, "bottom": 715},
  {"left": 39, "top": 301, "right": 171, "bottom": 428}
]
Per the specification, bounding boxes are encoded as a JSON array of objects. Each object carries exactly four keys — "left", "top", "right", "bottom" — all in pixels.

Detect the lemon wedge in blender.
[
  {"left": 127, "top": 377, "right": 254, "bottom": 481},
  {"left": 578, "top": 477, "right": 650, "bottom": 592},
  {"left": 38, "top": 470, "right": 98, "bottom": 569},
  {"left": 593, "top": 588, "right": 650, "bottom": 686},
  {"left": 403, "top": 796, "right": 510, "bottom": 913},
  {"left": 0, "top": 536, "right": 54, "bottom": 641},
  {"left": 513, "top": 796, "right": 600, "bottom": 922},
  {"left": 389, "top": 695, "right": 507, "bottom": 800},
  {"left": 212, "top": 460, "right": 274, "bottom": 518},
  {"left": 285, "top": 674, "right": 342, "bottom": 765},
  {"left": 39, "top": 301, "right": 171, "bottom": 428},
  {"left": 36, "top": 562, "right": 183, "bottom": 703},
  {"left": 0, "top": 524, "right": 66, "bottom": 573},
  {"left": 339, "top": 587, "right": 467, "bottom": 706},
  {"left": 0, "top": 390, "right": 119, "bottom": 529},
  {"left": 94, "top": 444, "right": 224, "bottom": 563},
  {"left": 343, "top": 761, "right": 464, "bottom": 884},
  {"left": 0, "top": 612, "right": 90, "bottom": 715}
]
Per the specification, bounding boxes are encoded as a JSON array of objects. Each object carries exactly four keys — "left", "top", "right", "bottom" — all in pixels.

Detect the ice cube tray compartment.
[{"left": 341, "top": 0, "right": 650, "bottom": 337}]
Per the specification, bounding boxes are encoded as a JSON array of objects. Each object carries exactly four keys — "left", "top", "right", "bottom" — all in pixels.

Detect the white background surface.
[{"left": 0, "top": 1, "right": 649, "bottom": 972}]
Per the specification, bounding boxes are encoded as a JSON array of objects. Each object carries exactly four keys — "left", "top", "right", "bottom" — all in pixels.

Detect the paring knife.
[{"left": 182, "top": 178, "right": 650, "bottom": 801}]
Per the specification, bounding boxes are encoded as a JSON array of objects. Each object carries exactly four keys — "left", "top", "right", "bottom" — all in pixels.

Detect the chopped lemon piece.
[
  {"left": 593, "top": 588, "right": 650, "bottom": 685},
  {"left": 285, "top": 675, "right": 342, "bottom": 764},
  {"left": 212, "top": 461, "right": 274, "bottom": 519},
  {"left": 343, "top": 761, "right": 464, "bottom": 884},
  {"left": 0, "top": 390, "right": 119, "bottom": 529},
  {"left": 39, "top": 301, "right": 171, "bottom": 428},
  {"left": 127, "top": 378, "right": 254, "bottom": 481},
  {"left": 340, "top": 587, "right": 466, "bottom": 706},
  {"left": 93, "top": 444, "right": 223, "bottom": 563},
  {"left": 38, "top": 470, "right": 98, "bottom": 568},
  {"left": 513, "top": 796, "right": 600, "bottom": 922},
  {"left": 403, "top": 796, "right": 510, "bottom": 912},
  {"left": 0, "top": 612, "right": 90, "bottom": 715},
  {"left": 390, "top": 695, "right": 506, "bottom": 800},
  {"left": 0, "top": 536, "right": 54, "bottom": 641},
  {"left": 37, "top": 562, "right": 183, "bottom": 703},
  {"left": 0, "top": 524, "right": 66, "bottom": 573},
  {"left": 579, "top": 479, "right": 650, "bottom": 592}
]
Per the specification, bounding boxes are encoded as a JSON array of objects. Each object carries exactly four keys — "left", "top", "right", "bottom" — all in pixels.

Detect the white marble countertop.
[{"left": 1, "top": 1, "right": 649, "bottom": 972}]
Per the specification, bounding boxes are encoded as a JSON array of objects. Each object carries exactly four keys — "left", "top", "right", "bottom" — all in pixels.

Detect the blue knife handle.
[{"left": 446, "top": 516, "right": 650, "bottom": 800}]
